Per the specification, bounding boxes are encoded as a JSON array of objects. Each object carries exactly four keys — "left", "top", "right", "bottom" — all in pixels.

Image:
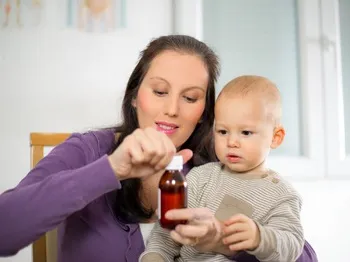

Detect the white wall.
[
  {"left": 294, "top": 180, "right": 350, "bottom": 262},
  {"left": 1, "top": 1, "right": 349, "bottom": 262},
  {"left": 0, "top": 0, "right": 172, "bottom": 261}
]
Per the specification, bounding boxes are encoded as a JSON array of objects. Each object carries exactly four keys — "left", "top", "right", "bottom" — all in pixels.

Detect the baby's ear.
[{"left": 271, "top": 126, "right": 285, "bottom": 149}]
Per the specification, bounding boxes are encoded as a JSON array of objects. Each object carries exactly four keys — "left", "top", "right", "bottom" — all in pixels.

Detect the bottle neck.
[{"left": 166, "top": 169, "right": 182, "bottom": 172}]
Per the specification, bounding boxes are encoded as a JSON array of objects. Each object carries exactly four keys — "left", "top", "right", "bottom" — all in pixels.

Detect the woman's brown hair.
[{"left": 111, "top": 35, "right": 220, "bottom": 223}]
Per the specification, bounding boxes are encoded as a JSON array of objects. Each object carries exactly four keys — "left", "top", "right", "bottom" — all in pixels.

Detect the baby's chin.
[
  {"left": 224, "top": 162, "right": 268, "bottom": 176},
  {"left": 223, "top": 162, "right": 247, "bottom": 173}
]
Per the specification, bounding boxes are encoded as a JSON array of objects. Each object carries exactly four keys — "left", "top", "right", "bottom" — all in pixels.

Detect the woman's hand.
[
  {"left": 165, "top": 207, "right": 234, "bottom": 255},
  {"left": 108, "top": 127, "right": 192, "bottom": 180}
]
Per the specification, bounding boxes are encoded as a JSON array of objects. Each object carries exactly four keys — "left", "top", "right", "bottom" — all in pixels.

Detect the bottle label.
[{"left": 158, "top": 188, "right": 161, "bottom": 219}]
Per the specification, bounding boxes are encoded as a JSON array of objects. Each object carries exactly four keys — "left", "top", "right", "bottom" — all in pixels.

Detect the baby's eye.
[
  {"left": 217, "top": 130, "right": 228, "bottom": 135},
  {"left": 242, "top": 130, "right": 253, "bottom": 136}
]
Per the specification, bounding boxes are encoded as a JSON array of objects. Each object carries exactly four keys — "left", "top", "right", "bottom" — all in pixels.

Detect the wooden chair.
[{"left": 30, "top": 133, "right": 71, "bottom": 262}]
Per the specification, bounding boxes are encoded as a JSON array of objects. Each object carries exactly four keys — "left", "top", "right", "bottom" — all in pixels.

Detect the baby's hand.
[{"left": 222, "top": 214, "right": 260, "bottom": 252}]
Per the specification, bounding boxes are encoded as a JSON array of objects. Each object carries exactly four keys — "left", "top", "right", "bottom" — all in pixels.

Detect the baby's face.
[
  {"left": 214, "top": 95, "right": 275, "bottom": 174},
  {"left": 86, "top": 0, "right": 109, "bottom": 13}
]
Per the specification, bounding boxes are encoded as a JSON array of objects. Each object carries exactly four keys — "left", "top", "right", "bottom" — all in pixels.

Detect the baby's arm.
[{"left": 247, "top": 191, "right": 304, "bottom": 261}]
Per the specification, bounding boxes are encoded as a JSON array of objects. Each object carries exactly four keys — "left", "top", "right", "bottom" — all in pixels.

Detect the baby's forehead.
[
  {"left": 215, "top": 92, "right": 266, "bottom": 110},
  {"left": 215, "top": 95, "right": 279, "bottom": 126},
  {"left": 217, "top": 76, "right": 281, "bottom": 119},
  {"left": 220, "top": 76, "right": 279, "bottom": 98}
]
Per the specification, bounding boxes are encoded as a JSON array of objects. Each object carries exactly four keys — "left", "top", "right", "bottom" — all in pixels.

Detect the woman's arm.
[
  {"left": 0, "top": 133, "right": 120, "bottom": 256},
  {"left": 0, "top": 127, "right": 189, "bottom": 257},
  {"left": 296, "top": 241, "right": 318, "bottom": 262}
]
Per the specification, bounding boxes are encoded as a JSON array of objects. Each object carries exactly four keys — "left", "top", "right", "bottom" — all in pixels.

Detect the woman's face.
[
  {"left": 133, "top": 50, "right": 209, "bottom": 149},
  {"left": 133, "top": 50, "right": 209, "bottom": 216}
]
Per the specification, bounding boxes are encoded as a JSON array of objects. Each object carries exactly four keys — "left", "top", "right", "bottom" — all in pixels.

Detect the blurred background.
[{"left": 0, "top": 0, "right": 349, "bottom": 261}]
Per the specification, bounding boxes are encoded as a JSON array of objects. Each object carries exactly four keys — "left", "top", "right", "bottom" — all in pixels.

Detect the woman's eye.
[
  {"left": 153, "top": 90, "right": 167, "bottom": 96},
  {"left": 184, "top": 96, "right": 197, "bottom": 103}
]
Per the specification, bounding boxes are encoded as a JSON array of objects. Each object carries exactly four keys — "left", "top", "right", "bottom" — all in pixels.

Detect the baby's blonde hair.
[{"left": 217, "top": 75, "right": 282, "bottom": 125}]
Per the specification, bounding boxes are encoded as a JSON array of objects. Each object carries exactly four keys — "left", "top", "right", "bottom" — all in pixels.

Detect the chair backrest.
[{"left": 30, "top": 133, "right": 71, "bottom": 262}]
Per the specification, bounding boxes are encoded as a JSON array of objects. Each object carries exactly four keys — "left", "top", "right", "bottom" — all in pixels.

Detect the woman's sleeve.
[
  {"left": 296, "top": 241, "right": 318, "bottom": 262},
  {"left": 0, "top": 133, "right": 121, "bottom": 256}
]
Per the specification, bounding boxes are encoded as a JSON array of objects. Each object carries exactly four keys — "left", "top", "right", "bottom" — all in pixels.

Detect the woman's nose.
[{"left": 164, "top": 97, "right": 180, "bottom": 117}]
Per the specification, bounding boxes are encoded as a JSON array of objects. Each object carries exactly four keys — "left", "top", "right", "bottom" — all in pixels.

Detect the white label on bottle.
[{"left": 158, "top": 188, "right": 161, "bottom": 219}]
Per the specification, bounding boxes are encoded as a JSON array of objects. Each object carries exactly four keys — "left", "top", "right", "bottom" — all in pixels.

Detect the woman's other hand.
[
  {"left": 108, "top": 127, "right": 192, "bottom": 180},
  {"left": 165, "top": 207, "right": 232, "bottom": 254}
]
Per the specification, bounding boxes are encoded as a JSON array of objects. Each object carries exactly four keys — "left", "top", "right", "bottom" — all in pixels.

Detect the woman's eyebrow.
[
  {"left": 149, "top": 76, "right": 169, "bottom": 84},
  {"left": 150, "top": 77, "right": 206, "bottom": 92},
  {"left": 182, "top": 86, "right": 206, "bottom": 93}
]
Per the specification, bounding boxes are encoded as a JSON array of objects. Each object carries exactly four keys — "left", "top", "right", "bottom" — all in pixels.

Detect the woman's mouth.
[{"left": 155, "top": 122, "right": 179, "bottom": 135}]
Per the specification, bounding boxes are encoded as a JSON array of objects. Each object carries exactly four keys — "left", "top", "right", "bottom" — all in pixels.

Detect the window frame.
[
  {"left": 173, "top": 0, "right": 335, "bottom": 180},
  {"left": 320, "top": 0, "right": 350, "bottom": 178}
]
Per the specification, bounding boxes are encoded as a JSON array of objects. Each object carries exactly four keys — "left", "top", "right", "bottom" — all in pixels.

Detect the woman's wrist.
[
  {"left": 214, "top": 244, "right": 237, "bottom": 257},
  {"left": 212, "top": 235, "right": 236, "bottom": 257},
  {"left": 212, "top": 221, "right": 236, "bottom": 257},
  {"left": 107, "top": 155, "right": 126, "bottom": 181}
]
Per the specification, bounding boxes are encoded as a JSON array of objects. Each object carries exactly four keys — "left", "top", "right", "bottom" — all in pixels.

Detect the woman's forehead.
[{"left": 145, "top": 51, "right": 209, "bottom": 89}]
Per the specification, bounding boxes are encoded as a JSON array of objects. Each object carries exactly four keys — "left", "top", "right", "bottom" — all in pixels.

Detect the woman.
[{"left": 0, "top": 35, "right": 317, "bottom": 262}]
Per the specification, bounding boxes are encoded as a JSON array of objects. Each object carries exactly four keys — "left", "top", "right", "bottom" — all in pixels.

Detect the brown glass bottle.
[{"left": 158, "top": 156, "right": 188, "bottom": 230}]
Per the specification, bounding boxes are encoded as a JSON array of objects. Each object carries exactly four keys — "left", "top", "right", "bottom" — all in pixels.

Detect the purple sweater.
[{"left": 0, "top": 130, "right": 317, "bottom": 262}]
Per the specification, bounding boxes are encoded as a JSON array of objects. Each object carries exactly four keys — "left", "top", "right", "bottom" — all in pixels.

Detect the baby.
[{"left": 140, "top": 75, "right": 304, "bottom": 262}]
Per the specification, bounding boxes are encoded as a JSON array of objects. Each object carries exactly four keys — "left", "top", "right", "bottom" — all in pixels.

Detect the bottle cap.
[{"left": 165, "top": 155, "right": 183, "bottom": 170}]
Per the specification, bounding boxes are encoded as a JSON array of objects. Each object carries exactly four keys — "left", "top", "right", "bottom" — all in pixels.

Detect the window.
[
  {"left": 173, "top": 0, "right": 349, "bottom": 179},
  {"left": 321, "top": 0, "right": 350, "bottom": 177}
]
